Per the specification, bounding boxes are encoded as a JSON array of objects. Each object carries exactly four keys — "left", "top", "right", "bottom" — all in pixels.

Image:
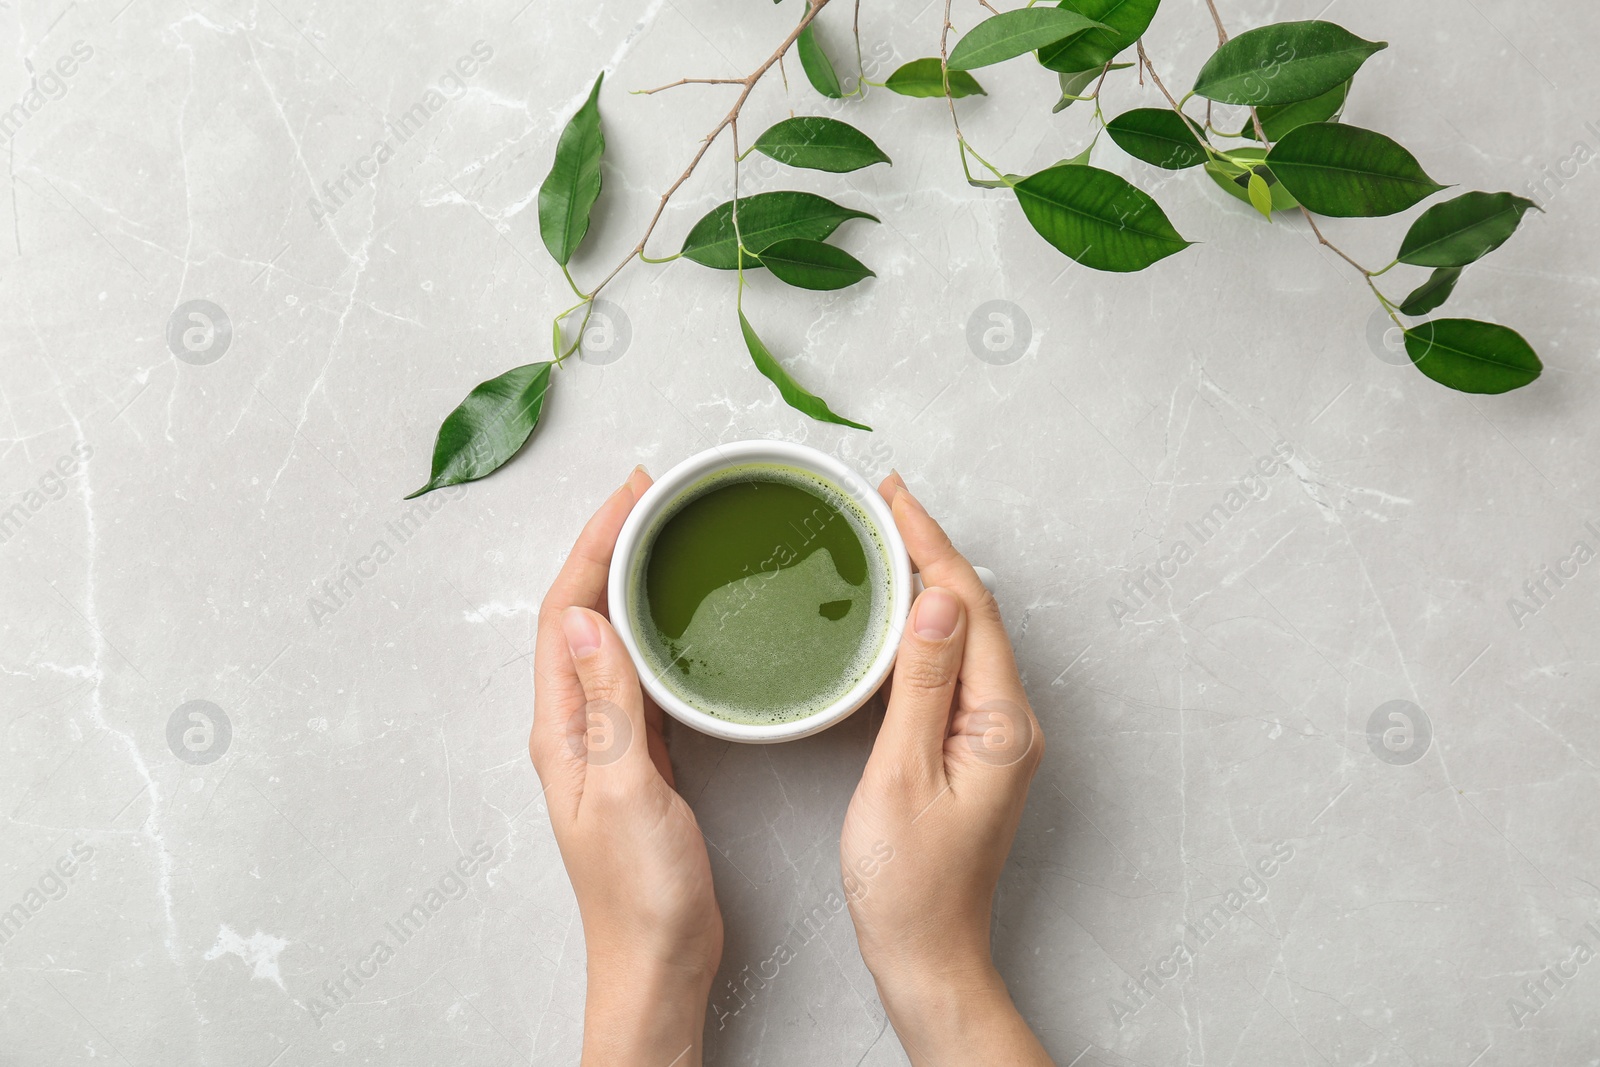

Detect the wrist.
[
  {"left": 582, "top": 956, "right": 713, "bottom": 1067},
  {"left": 872, "top": 961, "right": 1037, "bottom": 1067}
]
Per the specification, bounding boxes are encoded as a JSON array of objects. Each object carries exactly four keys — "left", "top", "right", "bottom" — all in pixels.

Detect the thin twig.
[
  {"left": 938, "top": 0, "right": 975, "bottom": 178},
  {"left": 1135, "top": 40, "right": 1184, "bottom": 112},
  {"left": 1203, "top": 0, "right": 1229, "bottom": 46},
  {"left": 634, "top": 76, "right": 746, "bottom": 95},
  {"left": 1298, "top": 209, "right": 1372, "bottom": 275},
  {"left": 587, "top": 0, "right": 833, "bottom": 300},
  {"left": 852, "top": 0, "right": 864, "bottom": 87}
]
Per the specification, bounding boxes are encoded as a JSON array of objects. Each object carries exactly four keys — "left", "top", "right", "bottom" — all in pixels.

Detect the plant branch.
[
  {"left": 1298, "top": 209, "right": 1372, "bottom": 275},
  {"left": 634, "top": 76, "right": 746, "bottom": 95},
  {"left": 585, "top": 0, "right": 833, "bottom": 300},
  {"left": 939, "top": 0, "right": 1007, "bottom": 183},
  {"left": 1203, "top": 0, "right": 1229, "bottom": 46},
  {"left": 1144, "top": 15, "right": 1395, "bottom": 324},
  {"left": 1135, "top": 40, "right": 1185, "bottom": 114}
]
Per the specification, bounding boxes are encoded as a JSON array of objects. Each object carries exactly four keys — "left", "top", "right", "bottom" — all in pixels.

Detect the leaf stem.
[
  {"left": 560, "top": 263, "right": 584, "bottom": 300},
  {"left": 552, "top": 298, "right": 595, "bottom": 367}
]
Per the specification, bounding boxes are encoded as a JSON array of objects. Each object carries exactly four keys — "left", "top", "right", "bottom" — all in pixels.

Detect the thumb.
[
  {"left": 559, "top": 607, "right": 648, "bottom": 772},
  {"left": 874, "top": 587, "right": 966, "bottom": 780}
]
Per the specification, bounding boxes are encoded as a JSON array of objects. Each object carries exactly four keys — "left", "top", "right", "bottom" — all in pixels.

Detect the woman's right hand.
[{"left": 839, "top": 472, "right": 1053, "bottom": 1066}]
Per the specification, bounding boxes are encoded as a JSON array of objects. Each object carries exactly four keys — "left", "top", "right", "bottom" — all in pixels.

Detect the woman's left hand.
[{"left": 530, "top": 466, "right": 723, "bottom": 1067}]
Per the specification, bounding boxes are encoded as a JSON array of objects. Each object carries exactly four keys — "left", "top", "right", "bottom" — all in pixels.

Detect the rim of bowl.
[{"left": 606, "top": 440, "right": 911, "bottom": 744}]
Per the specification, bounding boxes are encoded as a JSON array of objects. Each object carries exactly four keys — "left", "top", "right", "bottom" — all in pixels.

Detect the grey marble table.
[{"left": 3, "top": 0, "right": 1597, "bottom": 1064}]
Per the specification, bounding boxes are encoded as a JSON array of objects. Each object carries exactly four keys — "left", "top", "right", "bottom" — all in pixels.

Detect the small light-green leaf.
[
  {"left": 1052, "top": 62, "right": 1130, "bottom": 112},
  {"left": 757, "top": 238, "right": 875, "bottom": 290},
  {"left": 751, "top": 117, "right": 890, "bottom": 173},
  {"left": 1243, "top": 79, "right": 1350, "bottom": 142},
  {"left": 1403, "top": 319, "right": 1542, "bottom": 394},
  {"left": 739, "top": 309, "right": 871, "bottom": 429},
  {"left": 1397, "top": 267, "right": 1463, "bottom": 317},
  {"left": 1266, "top": 122, "right": 1446, "bottom": 217},
  {"left": 1192, "top": 20, "right": 1386, "bottom": 106},
  {"left": 884, "top": 58, "right": 987, "bottom": 98},
  {"left": 680, "top": 191, "right": 878, "bottom": 270},
  {"left": 1246, "top": 171, "right": 1274, "bottom": 219},
  {"left": 408, "top": 362, "right": 554, "bottom": 498},
  {"left": 947, "top": 8, "right": 1109, "bottom": 71},
  {"left": 1013, "top": 163, "right": 1191, "bottom": 273},
  {"left": 798, "top": 24, "right": 844, "bottom": 98},
  {"left": 1104, "top": 108, "right": 1209, "bottom": 169},
  {"left": 1038, "top": 0, "right": 1161, "bottom": 72},
  {"left": 1397, "top": 190, "right": 1540, "bottom": 268},
  {"left": 537, "top": 74, "right": 605, "bottom": 266},
  {"left": 1203, "top": 148, "right": 1300, "bottom": 213}
]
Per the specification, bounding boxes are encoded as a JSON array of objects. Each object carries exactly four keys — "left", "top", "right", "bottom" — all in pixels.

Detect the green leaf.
[
  {"left": 884, "top": 58, "right": 986, "bottom": 98},
  {"left": 757, "top": 238, "right": 875, "bottom": 290},
  {"left": 1243, "top": 79, "right": 1349, "bottom": 142},
  {"left": 1204, "top": 148, "right": 1299, "bottom": 213},
  {"left": 1266, "top": 122, "right": 1446, "bottom": 217},
  {"left": 1013, "top": 163, "right": 1191, "bottom": 272},
  {"left": 1246, "top": 172, "right": 1274, "bottom": 219},
  {"left": 947, "top": 8, "right": 1109, "bottom": 71},
  {"left": 537, "top": 74, "right": 605, "bottom": 266},
  {"left": 1038, "top": 0, "right": 1161, "bottom": 72},
  {"left": 797, "top": 24, "right": 844, "bottom": 98},
  {"left": 680, "top": 192, "right": 877, "bottom": 270},
  {"left": 1104, "top": 108, "right": 1208, "bottom": 169},
  {"left": 1052, "top": 62, "right": 1130, "bottom": 112},
  {"left": 739, "top": 309, "right": 870, "bottom": 429},
  {"left": 1396, "top": 190, "right": 1540, "bottom": 268},
  {"left": 1192, "top": 20, "right": 1386, "bottom": 106},
  {"left": 1403, "top": 319, "right": 1542, "bottom": 394},
  {"left": 407, "top": 362, "right": 554, "bottom": 498},
  {"left": 751, "top": 117, "right": 890, "bottom": 173},
  {"left": 1397, "top": 267, "right": 1463, "bottom": 317}
]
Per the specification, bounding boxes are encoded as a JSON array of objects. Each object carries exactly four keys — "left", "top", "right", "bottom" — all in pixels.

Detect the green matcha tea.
[{"left": 629, "top": 464, "right": 890, "bottom": 724}]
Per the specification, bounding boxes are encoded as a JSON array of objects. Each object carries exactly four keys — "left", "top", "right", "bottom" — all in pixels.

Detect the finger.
[
  {"left": 545, "top": 465, "right": 653, "bottom": 616},
  {"left": 875, "top": 586, "right": 966, "bottom": 780},
  {"left": 533, "top": 466, "right": 651, "bottom": 761},
  {"left": 888, "top": 482, "right": 1025, "bottom": 706},
  {"left": 559, "top": 607, "right": 651, "bottom": 778}
]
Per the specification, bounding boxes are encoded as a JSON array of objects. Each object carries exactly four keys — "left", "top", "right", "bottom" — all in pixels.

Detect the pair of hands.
[{"left": 529, "top": 467, "right": 1051, "bottom": 1066}]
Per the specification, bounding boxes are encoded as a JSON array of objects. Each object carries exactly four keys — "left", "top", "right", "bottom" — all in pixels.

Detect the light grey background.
[{"left": 2, "top": 0, "right": 1597, "bottom": 1064}]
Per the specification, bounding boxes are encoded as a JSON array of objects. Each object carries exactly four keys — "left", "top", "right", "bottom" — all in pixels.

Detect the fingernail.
[
  {"left": 913, "top": 587, "right": 959, "bottom": 640},
  {"left": 884, "top": 469, "right": 905, "bottom": 502},
  {"left": 562, "top": 607, "right": 602, "bottom": 658},
  {"left": 617, "top": 465, "right": 648, "bottom": 498}
]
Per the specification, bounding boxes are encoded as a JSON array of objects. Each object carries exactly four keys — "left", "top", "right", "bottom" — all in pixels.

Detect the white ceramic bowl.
[{"left": 607, "top": 440, "right": 913, "bottom": 744}]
